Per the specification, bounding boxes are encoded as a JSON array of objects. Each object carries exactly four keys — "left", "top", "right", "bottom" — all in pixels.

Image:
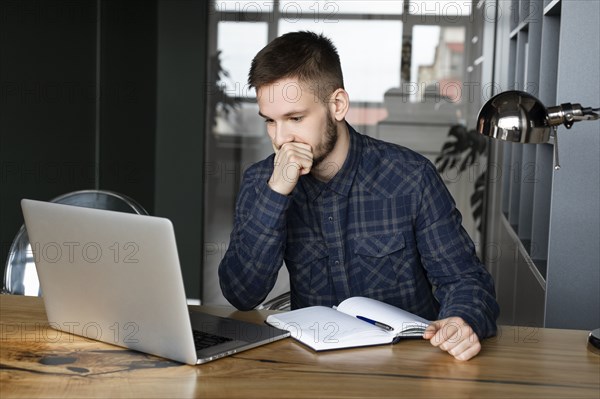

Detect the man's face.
[{"left": 256, "top": 77, "right": 338, "bottom": 168}]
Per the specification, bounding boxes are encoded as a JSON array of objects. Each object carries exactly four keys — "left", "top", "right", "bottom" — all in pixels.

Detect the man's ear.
[{"left": 329, "top": 88, "right": 350, "bottom": 122}]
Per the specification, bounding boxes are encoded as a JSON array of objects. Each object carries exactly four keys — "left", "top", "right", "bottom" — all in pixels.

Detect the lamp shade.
[{"left": 477, "top": 90, "right": 551, "bottom": 144}]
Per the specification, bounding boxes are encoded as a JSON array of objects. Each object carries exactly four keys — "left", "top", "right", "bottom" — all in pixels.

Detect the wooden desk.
[{"left": 1, "top": 295, "right": 598, "bottom": 398}]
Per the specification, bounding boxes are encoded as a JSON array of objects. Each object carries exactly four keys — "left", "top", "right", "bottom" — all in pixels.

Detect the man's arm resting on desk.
[
  {"left": 413, "top": 161, "right": 499, "bottom": 359},
  {"left": 417, "top": 161, "right": 500, "bottom": 322}
]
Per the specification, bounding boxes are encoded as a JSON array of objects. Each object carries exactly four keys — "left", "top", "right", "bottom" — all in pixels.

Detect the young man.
[{"left": 219, "top": 31, "right": 499, "bottom": 360}]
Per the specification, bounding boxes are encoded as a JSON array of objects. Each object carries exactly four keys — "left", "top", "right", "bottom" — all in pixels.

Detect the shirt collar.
[{"left": 300, "top": 123, "right": 362, "bottom": 202}]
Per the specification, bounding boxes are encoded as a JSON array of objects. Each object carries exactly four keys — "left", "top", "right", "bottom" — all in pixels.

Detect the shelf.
[
  {"left": 521, "top": 239, "right": 532, "bottom": 254},
  {"left": 544, "top": 0, "right": 561, "bottom": 16},
  {"left": 510, "top": 20, "right": 529, "bottom": 39},
  {"left": 538, "top": 10, "right": 560, "bottom": 106},
  {"left": 500, "top": 0, "right": 559, "bottom": 278},
  {"left": 501, "top": 215, "right": 547, "bottom": 290},
  {"left": 532, "top": 259, "right": 547, "bottom": 280},
  {"left": 490, "top": 0, "right": 599, "bottom": 331},
  {"left": 517, "top": 145, "right": 537, "bottom": 241},
  {"left": 507, "top": 144, "right": 523, "bottom": 227},
  {"left": 501, "top": 143, "right": 512, "bottom": 215}
]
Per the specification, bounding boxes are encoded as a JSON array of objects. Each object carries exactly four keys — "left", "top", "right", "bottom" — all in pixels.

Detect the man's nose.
[{"left": 273, "top": 125, "right": 294, "bottom": 149}]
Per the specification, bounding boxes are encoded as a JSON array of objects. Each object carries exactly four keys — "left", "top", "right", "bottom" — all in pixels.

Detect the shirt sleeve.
[
  {"left": 414, "top": 161, "right": 500, "bottom": 339},
  {"left": 218, "top": 164, "right": 292, "bottom": 310}
]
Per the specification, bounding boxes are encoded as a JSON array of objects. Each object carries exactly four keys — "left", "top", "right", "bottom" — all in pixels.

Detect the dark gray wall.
[
  {"left": 155, "top": 0, "right": 208, "bottom": 300},
  {"left": 1, "top": 0, "right": 98, "bottom": 264},
  {"left": 99, "top": 0, "right": 157, "bottom": 209},
  {"left": 1, "top": 0, "right": 208, "bottom": 299}
]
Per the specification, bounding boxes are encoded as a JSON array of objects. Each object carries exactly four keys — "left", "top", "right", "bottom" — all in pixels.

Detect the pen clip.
[{"left": 356, "top": 315, "right": 394, "bottom": 332}]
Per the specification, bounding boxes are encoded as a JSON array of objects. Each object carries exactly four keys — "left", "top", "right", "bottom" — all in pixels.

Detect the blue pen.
[{"left": 356, "top": 315, "right": 394, "bottom": 332}]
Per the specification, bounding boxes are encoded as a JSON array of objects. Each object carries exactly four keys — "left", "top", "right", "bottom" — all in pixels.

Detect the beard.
[{"left": 312, "top": 111, "right": 338, "bottom": 169}]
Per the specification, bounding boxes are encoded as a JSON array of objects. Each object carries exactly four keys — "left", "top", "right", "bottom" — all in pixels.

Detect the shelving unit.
[
  {"left": 493, "top": 0, "right": 558, "bottom": 324},
  {"left": 484, "top": 0, "right": 600, "bottom": 330}
]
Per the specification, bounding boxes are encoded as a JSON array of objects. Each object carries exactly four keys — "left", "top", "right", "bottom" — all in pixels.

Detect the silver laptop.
[{"left": 21, "top": 199, "right": 289, "bottom": 365}]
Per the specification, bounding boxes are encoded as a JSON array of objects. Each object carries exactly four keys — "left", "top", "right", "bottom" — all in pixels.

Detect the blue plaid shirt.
[{"left": 219, "top": 124, "right": 499, "bottom": 339}]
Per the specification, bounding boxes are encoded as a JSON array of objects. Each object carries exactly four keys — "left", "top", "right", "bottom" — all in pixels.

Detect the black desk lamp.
[{"left": 476, "top": 90, "right": 600, "bottom": 351}]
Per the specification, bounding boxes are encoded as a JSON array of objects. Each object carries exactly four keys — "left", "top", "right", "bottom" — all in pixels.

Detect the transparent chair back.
[{"left": 3, "top": 190, "right": 148, "bottom": 296}]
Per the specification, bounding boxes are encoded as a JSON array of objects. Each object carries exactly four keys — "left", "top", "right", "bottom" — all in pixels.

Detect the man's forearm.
[
  {"left": 219, "top": 172, "right": 292, "bottom": 310},
  {"left": 218, "top": 222, "right": 286, "bottom": 310},
  {"left": 434, "top": 272, "right": 499, "bottom": 339}
]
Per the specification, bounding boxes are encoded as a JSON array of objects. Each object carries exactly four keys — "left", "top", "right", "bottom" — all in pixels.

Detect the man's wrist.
[
  {"left": 255, "top": 181, "right": 292, "bottom": 229},
  {"left": 268, "top": 178, "right": 293, "bottom": 196}
]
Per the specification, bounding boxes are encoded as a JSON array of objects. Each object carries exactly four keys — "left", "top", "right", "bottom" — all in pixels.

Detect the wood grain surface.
[{"left": 1, "top": 295, "right": 598, "bottom": 398}]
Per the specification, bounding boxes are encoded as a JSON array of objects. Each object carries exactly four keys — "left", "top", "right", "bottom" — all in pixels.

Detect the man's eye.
[
  {"left": 290, "top": 116, "right": 303, "bottom": 122},
  {"left": 264, "top": 119, "right": 274, "bottom": 124}
]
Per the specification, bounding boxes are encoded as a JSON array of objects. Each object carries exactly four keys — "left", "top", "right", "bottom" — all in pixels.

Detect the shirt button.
[
  {"left": 334, "top": 260, "right": 340, "bottom": 266},
  {"left": 328, "top": 216, "right": 334, "bottom": 222}
]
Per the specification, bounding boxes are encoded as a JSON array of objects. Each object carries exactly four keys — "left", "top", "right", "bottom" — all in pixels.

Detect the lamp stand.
[{"left": 589, "top": 328, "right": 600, "bottom": 353}]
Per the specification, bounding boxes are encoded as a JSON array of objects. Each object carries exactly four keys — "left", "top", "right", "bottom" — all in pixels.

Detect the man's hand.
[
  {"left": 269, "top": 142, "right": 313, "bottom": 195},
  {"left": 423, "top": 317, "right": 481, "bottom": 361}
]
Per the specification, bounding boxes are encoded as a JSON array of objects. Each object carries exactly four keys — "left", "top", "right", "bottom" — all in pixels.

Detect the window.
[
  {"left": 203, "top": 0, "right": 472, "bottom": 305},
  {"left": 278, "top": 19, "right": 402, "bottom": 103},
  {"left": 280, "top": 1, "right": 403, "bottom": 15},
  {"left": 411, "top": 25, "right": 465, "bottom": 103},
  {"left": 408, "top": 0, "right": 472, "bottom": 16},
  {"left": 216, "top": 22, "right": 268, "bottom": 98}
]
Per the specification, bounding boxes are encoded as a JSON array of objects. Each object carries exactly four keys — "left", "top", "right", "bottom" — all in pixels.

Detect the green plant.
[
  {"left": 209, "top": 50, "right": 240, "bottom": 127},
  {"left": 435, "top": 124, "right": 487, "bottom": 232}
]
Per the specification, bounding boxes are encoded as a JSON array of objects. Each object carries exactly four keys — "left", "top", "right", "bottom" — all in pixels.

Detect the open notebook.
[{"left": 266, "top": 296, "right": 430, "bottom": 351}]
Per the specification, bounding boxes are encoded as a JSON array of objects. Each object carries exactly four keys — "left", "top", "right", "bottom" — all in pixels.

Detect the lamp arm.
[{"left": 547, "top": 104, "right": 600, "bottom": 129}]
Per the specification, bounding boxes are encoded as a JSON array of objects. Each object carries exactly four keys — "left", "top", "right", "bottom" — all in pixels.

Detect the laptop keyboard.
[{"left": 192, "top": 330, "right": 233, "bottom": 350}]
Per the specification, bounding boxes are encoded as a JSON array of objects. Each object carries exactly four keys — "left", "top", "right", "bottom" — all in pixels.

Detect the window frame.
[{"left": 209, "top": 0, "right": 474, "bottom": 101}]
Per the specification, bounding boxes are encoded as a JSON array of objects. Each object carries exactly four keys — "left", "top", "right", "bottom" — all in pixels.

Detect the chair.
[
  {"left": 257, "top": 291, "right": 291, "bottom": 311},
  {"left": 2, "top": 190, "right": 149, "bottom": 296}
]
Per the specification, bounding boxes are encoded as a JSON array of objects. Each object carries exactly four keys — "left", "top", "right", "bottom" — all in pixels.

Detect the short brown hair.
[{"left": 248, "top": 31, "right": 344, "bottom": 103}]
